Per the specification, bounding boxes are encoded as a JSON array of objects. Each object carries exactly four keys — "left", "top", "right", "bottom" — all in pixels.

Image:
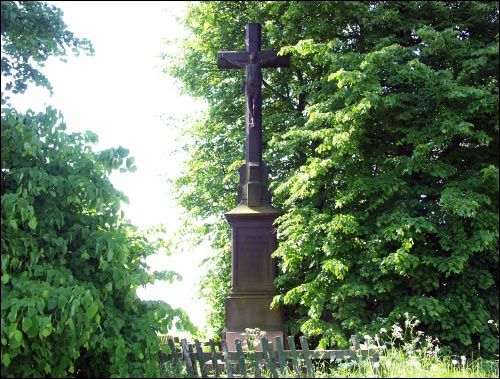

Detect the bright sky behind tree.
[{"left": 9, "top": 1, "right": 210, "bottom": 330}]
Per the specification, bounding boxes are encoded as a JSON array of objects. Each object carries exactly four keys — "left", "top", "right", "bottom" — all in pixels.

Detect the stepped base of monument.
[
  {"left": 224, "top": 330, "right": 284, "bottom": 352},
  {"left": 226, "top": 294, "right": 284, "bottom": 330},
  {"left": 224, "top": 294, "right": 284, "bottom": 352}
]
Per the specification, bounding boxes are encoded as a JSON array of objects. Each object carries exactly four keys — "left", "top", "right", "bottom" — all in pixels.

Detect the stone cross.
[
  {"left": 217, "top": 23, "right": 290, "bottom": 207},
  {"left": 218, "top": 23, "right": 290, "bottom": 352}
]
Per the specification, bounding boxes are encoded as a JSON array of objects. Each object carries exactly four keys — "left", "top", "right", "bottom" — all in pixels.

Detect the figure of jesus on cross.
[
  {"left": 244, "top": 52, "right": 261, "bottom": 127},
  {"left": 221, "top": 51, "right": 275, "bottom": 127},
  {"left": 217, "top": 23, "right": 290, "bottom": 207}
]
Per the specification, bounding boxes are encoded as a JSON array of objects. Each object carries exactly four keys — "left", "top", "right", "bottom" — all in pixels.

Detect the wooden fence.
[{"left": 158, "top": 335, "right": 378, "bottom": 378}]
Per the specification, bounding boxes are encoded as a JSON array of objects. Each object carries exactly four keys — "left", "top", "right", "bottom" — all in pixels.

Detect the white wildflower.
[{"left": 391, "top": 324, "right": 403, "bottom": 339}]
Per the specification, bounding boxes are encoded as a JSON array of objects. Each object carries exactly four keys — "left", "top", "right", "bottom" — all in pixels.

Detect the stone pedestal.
[{"left": 224, "top": 203, "right": 283, "bottom": 351}]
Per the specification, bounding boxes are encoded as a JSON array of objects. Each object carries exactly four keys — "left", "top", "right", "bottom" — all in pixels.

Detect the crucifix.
[
  {"left": 218, "top": 23, "right": 290, "bottom": 351},
  {"left": 218, "top": 23, "right": 290, "bottom": 207}
]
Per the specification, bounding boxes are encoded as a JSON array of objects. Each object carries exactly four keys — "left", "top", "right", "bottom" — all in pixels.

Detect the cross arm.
[
  {"left": 217, "top": 51, "right": 249, "bottom": 69},
  {"left": 257, "top": 51, "right": 291, "bottom": 68},
  {"left": 217, "top": 50, "right": 291, "bottom": 69}
]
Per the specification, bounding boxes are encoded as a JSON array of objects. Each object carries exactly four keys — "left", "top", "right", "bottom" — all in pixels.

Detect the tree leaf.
[
  {"left": 85, "top": 301, "right": 99, "bottom": 320},
  {"left": 28, "top": 216, "right": 37, "bottom": 230},
  {"left": 22, "top": 317, "right": 33, "bottom": 333},
  {"left": 2, "top": 353, "right": 11, "bottom": 367},
  {"left": 13, "top": 330, "right": 23, "bottom": 342}
]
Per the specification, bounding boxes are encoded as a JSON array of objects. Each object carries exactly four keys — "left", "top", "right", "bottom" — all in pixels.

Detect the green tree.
[
  {"left": 1, "top": 1, "right": 93, "bottom": 98},
  {"left": 168, "top": 1, "right": 498, "bottom": 356},
  {"left": 1, "top": 2, "right": 192, "bottom": 377}
]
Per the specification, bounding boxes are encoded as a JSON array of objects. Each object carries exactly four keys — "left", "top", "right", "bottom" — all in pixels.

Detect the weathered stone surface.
[
  {"left": 225, "top": 212, "right": 279, "bottom": 293},
  {"left": 225, "top": 294, "right": 283, "bottom": 330}
]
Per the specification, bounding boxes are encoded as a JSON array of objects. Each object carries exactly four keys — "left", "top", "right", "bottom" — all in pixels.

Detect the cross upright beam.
[
  {"left": 217, "top": 23, "right": 290, "bottom": 207},
  {"left": 247, "top": 20, "right": 261, "bottom": 52}
]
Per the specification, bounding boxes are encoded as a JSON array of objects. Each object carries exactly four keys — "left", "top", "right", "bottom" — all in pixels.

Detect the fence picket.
[
  {"left": 261, "top": 337, "right": 278, "bottom": 378},
  {"left": 209, "top": 339, "right": 220, "bottom": 378},
  {"left": 194, "top": 339, "right": 206, "bottom": 377},
  {"left": 299, "top": 336, "right": 314, "bottom": 378},
  {"left": 221, "top": 340, "right": 234, "bottom": 378},
  {"left": 287, "top": 336, "right": 302, "bottom": 378},
  {"left": 350, "top": 335, "right": 360, "bottom": 350},
  {"left": 274, "top": 336, "right": 288, "bottom": 376},
  {"left": 188, "top": 343, "right": 199, "bottom": 378},
  {"left": 247, "top": 338, "right": 262, "bottom": 378},
  {"left": 235, "top": 339, "right": 247, "bottom": 378},
  {"left": 253, "top": 358, "right": 262, "bottom": 378},
  {"left": 181, "top": 338, "right": 196, "bottom": 378},
  {"left": 167, "top": 338, "right": 179, "bottom": 364}
]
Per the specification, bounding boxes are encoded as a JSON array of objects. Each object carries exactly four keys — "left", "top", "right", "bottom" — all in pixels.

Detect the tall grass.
[
  {"left": 322, "top": 314, "right": 498, "bottom": 378},
  {"left": 321, "top": 345, "right": 498, "bottom": 378}
]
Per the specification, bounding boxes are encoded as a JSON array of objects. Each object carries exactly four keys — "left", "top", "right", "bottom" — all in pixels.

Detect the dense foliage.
[
  {"left": 1, "top": 2, "right": 191, "bottom": 377},
  {"left": 168, "top": 1, "right": 499, "bottom": 356}
]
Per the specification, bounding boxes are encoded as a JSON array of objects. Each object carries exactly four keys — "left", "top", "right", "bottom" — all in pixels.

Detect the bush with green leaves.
[
  {"left": 1, "top": 1, "right": 192, "bottom": 377},
  {"left": 168, "top": 1, "right": 498, "bottom": 356}
]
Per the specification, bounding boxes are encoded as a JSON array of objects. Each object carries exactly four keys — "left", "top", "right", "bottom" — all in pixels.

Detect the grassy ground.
[{"left": 319, "top": 349, "right": 499, "bottom": 378}]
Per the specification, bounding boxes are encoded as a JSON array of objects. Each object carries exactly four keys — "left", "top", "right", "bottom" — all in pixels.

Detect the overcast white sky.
[{"left": 10, "top": 1, "right": 211, "bottom": 331}]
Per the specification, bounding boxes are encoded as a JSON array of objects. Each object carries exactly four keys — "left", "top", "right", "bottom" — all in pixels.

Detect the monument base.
[
  {"left": 224, "top": 293, "right": 284, "bottom": 352},
  {"left": 224, "top": 330, "right": 284, "bottom": 352},
  {"left": 224, "top": 203, "right": 284, "bottom": 352},
  {"left": 226, "top": 294, "right": 283, "bottom": 330}
]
